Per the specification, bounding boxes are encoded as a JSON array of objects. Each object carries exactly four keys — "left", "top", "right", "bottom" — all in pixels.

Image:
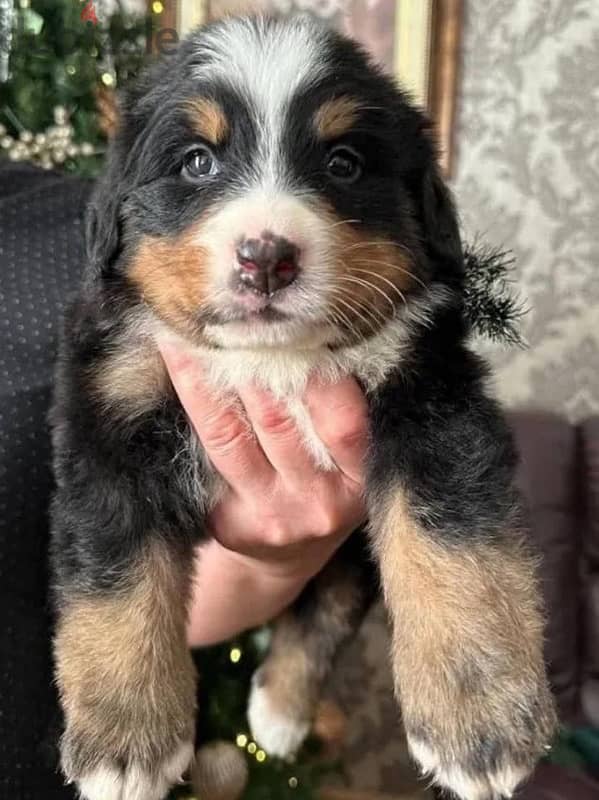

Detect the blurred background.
[{"left": 1, "top": 2, "right": 598, "bottom": 799}]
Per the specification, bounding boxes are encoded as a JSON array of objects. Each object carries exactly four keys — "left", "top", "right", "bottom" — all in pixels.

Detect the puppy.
[{"left": 50, "top": 14, "right": 557, "bottom": 800}]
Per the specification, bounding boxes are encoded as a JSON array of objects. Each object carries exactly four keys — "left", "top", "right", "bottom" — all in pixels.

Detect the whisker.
[
  {"left": 336, "top": 274, "right": 395, "bottom": 313},
  {"left": 328, "top": 288, "right": 377, "bottom": 331},
  {"left": 341, "top": 240, "right": 413, "bottom": 256},
  {"left": 351, "top": 259, "right": 428, "bottom": 291},
  {"left": 328, "top": 287, "right": 381, "bottom": 333},
  {"left": 333, "top": 260, "right": 390, "bottom": 327},
  {"left": 348, "top": 268, "right": 408, "bottom": 306},
  {"left": 322, "top": 217, "right": 362, "bottom": 231},
  {"left": 326, "top": 303, "right": 355, "bottom": 335}
]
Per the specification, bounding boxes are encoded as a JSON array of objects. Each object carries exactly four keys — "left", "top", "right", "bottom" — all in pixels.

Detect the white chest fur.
[{"left": 192, "top": 316, "right": 415, "bottom": 469}]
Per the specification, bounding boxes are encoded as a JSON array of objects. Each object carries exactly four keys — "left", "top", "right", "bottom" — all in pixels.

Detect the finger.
[
  {"left": 159, "top": 343, "right": 273, "bottom": 492},
  {"left": 304, "top": 375, "right": 368, "bottom": 483},
  {"left": 237, "top": 384, "right": 320, "bottom": 481}
]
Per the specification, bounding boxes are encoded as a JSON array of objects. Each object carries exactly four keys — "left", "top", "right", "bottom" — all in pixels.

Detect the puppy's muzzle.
[{"left": 234, "top": 230, "right": 300, "bottom": 296}]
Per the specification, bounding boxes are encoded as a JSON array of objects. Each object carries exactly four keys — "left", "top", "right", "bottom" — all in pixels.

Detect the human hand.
[{"left": 159, "top": 344, "right": 368, "bottom": 646}]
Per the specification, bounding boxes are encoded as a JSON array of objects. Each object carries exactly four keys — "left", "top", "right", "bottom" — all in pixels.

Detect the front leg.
[
  {"left": 368, "top": 366, "right": 557, "bottom": 799},
  {"left": 53, "top": 536, "right": 197, "bottom": 800}
]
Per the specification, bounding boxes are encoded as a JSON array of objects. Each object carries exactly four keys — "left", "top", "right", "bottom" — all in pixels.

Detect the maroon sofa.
[{"left": 512, "top": 413, "right": 599, "bottom": 799}]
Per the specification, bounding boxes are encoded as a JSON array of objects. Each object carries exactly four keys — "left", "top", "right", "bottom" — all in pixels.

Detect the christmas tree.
[{"left": 0, "top": 0, "right": 150, "bottom": 175}]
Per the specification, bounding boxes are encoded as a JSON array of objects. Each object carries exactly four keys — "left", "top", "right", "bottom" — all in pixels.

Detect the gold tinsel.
[{"left": 192, "top": 740, "right": 249, "bottom": 800}]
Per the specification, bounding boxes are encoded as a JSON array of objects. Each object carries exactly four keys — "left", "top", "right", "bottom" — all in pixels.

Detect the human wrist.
[{"left": 186, "top": 538, "right": 309, "bottom": 647}]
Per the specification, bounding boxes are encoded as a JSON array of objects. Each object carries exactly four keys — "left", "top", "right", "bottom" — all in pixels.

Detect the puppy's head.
[{"left": 88, "top": 15, "right": 462, "bottom": 349}]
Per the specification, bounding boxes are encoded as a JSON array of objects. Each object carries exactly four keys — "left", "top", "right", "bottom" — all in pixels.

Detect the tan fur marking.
[
  {"left": 257, "top": 562, "right": 363, "bottom": 718},
  {"left": 92, "top": 337, "right": 168, "bottom": 419},
  {"left": 55, "top": 541, "right": 196, "bottom": 772},
  {"left": 129, "top": 232, "right": 210, "bottom": 338},
  {"left": 327, "top": 210, "right": 419, "bottom": 337},
  {"left": 372, "top": 488, "right": 556, "bottom": 764},
  {"left": 258, "top": 616, "right": 316, "bottom": 718},
  {"left": 314, "top": 96, "right": 362, "bottom": 140},
  {"left": 185, "top": 97, "right": 229, "bottom": 145}
]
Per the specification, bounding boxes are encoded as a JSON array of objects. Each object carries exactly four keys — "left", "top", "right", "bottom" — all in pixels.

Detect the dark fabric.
[
  {"left": 0, "top": 164, "right": 90, "bottom": 798},
  {"left": 518, "top": 762, "right": 599, "bottom": 800},
  {"left": 511, "top": 413, "right": 582, "bottom": 723},
  {"left": 510, "top": 412, "right": 599, "bottom": 731},
  {"left": 580, "top": 419, "right": 599, "bottom": 728}
]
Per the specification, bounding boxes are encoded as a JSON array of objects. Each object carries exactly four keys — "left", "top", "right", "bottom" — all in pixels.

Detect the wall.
[{"left": 452, "top": 0, "right": 599, "bottom": 421}]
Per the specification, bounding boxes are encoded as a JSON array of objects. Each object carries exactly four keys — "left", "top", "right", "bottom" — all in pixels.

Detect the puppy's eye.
[
  {"left": 182, "top": 146, "right": 219, "bottom": 179},
  {"left": 326, "top": 146, "right": 362, "bottom": 183}
]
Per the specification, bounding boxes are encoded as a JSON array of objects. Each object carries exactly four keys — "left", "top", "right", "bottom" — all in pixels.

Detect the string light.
[
  {"left": 247, "top": 742, "right": 257, "bottom": 755},
  {"left": 152, "top": 0, "right": 163, "bottom": 13},
  {"left": 101, "top": 72, "right": 114, "bottom": 86},
  {"left": 288, "top": 776, "right": 299, "bottom": 789},
  {"left": 229, "top": 647, "right": 242, "bottom": 663},
  {"left": 255, "top": 749, "right": 266, "bottom": 763},
  {"left": 235, "top": 733, "right": 248, "bottom": 748}
]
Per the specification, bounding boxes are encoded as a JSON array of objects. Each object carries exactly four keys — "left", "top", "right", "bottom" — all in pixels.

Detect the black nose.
[{"left": 235, "top": 231, "right": 300, "bottom": 295}]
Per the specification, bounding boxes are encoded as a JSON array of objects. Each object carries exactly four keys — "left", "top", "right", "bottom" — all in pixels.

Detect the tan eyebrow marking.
[
  {"left": 314, "top": 96, "right": 362, "bottom": 139},
  {"left": 185, "top": 97, "right": 229, "bottom": 145}
]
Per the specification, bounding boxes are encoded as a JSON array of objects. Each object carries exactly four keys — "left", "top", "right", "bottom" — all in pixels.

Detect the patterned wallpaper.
[
  {"left": 452, "top": 0, "right": 599, "bottom": 421},
  {"left": 334, "top": 1, "right": 599, "bottom": 794}
]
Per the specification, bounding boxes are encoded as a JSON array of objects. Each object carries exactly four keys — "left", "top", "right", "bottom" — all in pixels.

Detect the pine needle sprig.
[{"left": 463, "top": 240, "right": 526, "bottom": 346}]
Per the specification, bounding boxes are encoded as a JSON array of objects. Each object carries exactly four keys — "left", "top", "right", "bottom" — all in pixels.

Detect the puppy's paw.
[
  {"left": 65, "top": 740, "right": 194, "bottom": 800},
  {"left": 248, "top": 673, "right": 310, "bottom": 759},
  {"left": 54, "top": 571, "right": 197, "bottom": 800},
  {"left": 408, "top": 735, "right": 532, "bottom": 800},
  {"left": 247, "top": 666, "right": 314, "bottom": 760},
  {"left": 59, "top": 690, "right": 196, "bottom": 800},
  {"left": 404, "top": 680, "right": 557, "bottom": 800}
]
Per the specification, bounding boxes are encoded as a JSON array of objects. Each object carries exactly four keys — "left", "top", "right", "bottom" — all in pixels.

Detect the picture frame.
[{"left": 152, "top": 0, "right": 462, "bottom": 174}]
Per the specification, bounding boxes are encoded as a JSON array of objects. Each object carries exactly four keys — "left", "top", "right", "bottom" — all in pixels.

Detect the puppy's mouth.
[
  {"left": 201, "top": 279, "right": 336, "bottom": 350},
  {"left": 231, "top": 288, "right": 287, "bottom": 316},
  {"left": 221, "top": 296, "right": 290, "bottom": 323}
]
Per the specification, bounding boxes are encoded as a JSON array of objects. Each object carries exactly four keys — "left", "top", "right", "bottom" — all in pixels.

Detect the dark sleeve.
[{"left": 0, "top": 164, "right": 91, "bottom": 799}]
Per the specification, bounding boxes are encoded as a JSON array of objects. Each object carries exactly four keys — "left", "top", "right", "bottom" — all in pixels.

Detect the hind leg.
[{"left": 248, "top": 532, "right": 376, "bottom": 759}]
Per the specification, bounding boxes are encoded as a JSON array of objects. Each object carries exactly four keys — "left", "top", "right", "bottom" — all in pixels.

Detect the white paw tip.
[
  {"left": 77, "top": 741, "right": 194, "bottom": 800},
  {"left": 247, "top": 683, "right": 310, "bottom": 759},
  {"left": 163, "top": 741, "right": 195, "bottom": 782},
  {"left": 407, "top": 735, "right": 530, "bottom": 800},
  {"left": 78, "top": 765, "right": 122, "bottom": 800}
]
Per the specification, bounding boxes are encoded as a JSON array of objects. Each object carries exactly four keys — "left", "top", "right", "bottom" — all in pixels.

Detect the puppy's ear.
[
  {"left": 85, "top": 86, "right": 142, "bottom": 273},
  {"left": 85, "top": 152, "right": 124, "bottom": 273},
  {"left": 84, "top": 54, "right": 182, "bottom": 274},
  {"left": 419, "top": 163, "right": 463, "bottom": 276}
]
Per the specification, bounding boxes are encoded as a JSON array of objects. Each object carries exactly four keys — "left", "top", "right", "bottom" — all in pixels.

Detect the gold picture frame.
[{"left": 152, "top": 0, "right": 462, "bottom": 174}]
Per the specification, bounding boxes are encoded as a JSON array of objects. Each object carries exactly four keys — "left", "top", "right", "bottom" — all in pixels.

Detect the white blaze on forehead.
[{"left": 192, "top": 16, "right": 327, "bottom": 186}]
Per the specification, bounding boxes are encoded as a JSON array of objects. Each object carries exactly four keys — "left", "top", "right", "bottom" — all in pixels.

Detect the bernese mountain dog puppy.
[{"left": 50, "top": 14, "right": 557, "bottom": 800}]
